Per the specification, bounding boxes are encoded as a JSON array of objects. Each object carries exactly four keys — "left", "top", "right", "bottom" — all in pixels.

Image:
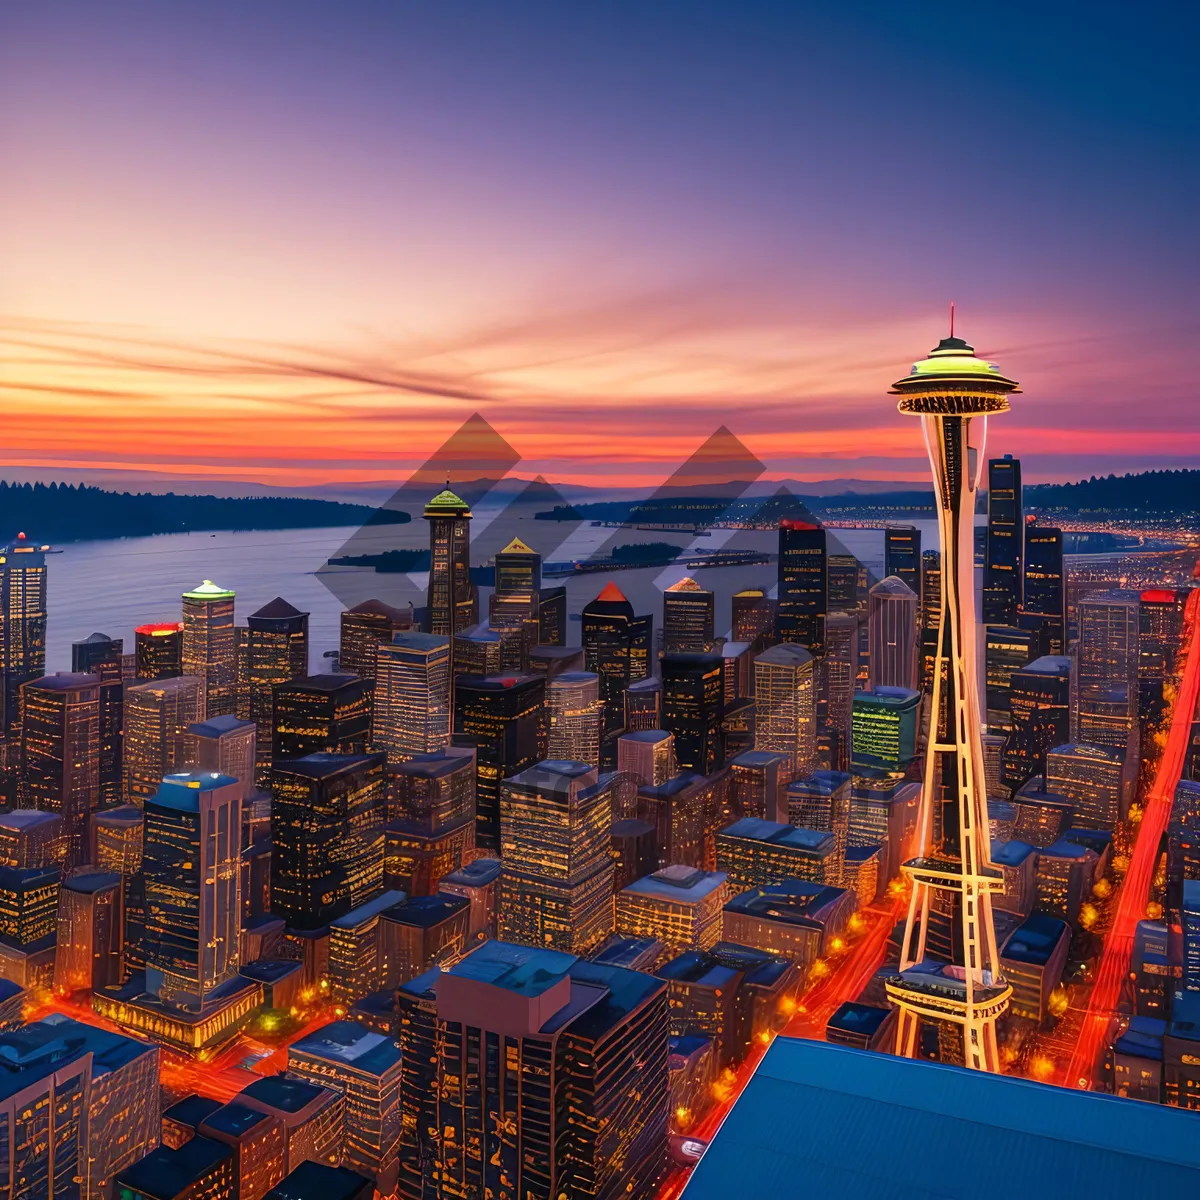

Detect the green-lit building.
[{"left": 850, "top": 686, "right": 919, "bottom": 771}]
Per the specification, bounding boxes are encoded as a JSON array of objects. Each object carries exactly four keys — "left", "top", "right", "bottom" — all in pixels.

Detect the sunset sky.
[{"left": 1, "top": 1, "right": 1196, "bottom": 491}]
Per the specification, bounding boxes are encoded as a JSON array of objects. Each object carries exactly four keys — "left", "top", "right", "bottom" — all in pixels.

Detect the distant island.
[{"left": 0, "top": 481, "right": 409, "bottom": 543}]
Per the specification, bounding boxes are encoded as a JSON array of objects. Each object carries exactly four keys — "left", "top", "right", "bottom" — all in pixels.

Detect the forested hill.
[
  {"left": 1028, "top": 469, "right": 1200, "bottom": 515},
  {"left": 0, "top": 481, "right": 409, "bottom": 543}
]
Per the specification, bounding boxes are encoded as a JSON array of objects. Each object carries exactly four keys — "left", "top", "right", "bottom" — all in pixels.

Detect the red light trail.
[{"left": 1062, "top": 586, "right": 1200, "bottom": 1089}]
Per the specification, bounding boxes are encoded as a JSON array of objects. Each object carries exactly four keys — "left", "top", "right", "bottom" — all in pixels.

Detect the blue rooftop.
[
  {"left": 117, "top": 1136, "right": 231, "bottom": 1196},
  {"left": 622, "top": 866, "right": 727, "bottom": 903},
  {"left": 150, "top": 771, "right": 238, "bottom": 810},
  {"left": 239, "top": 1074, "right": 329, "bottom": 1114},
  {"left": 446, "top": 940, "right": 576, "bottom": 997},
  {"left": 990, "top": 839, "right": 1036, "bottom": 867},
  {"left": 827, "top": 1001, "right": 891, "bottom": 1039},
  {"left": 788, "top": 770, "right": 852, "bottom": 796},
  {"left": 330, "top": 888, "right": 407, "bottom": 930},
  {"left": 201, "top": 1101, "right": 271, "bottom": 1138},
  {"left": 1114, "top": 1016, "right": 1166, "bottom": 1062},
  {"left": 440, "top": 857, "right": 502, "bottom": 887},
  {"left": 719, "top": 818, "right": 833, "bottom": 854},
  {"left": 1002, "top": 914, "right": 1070, "bottom": 967},
  {"left": 265, "top": 1161, "right": 371, "bottom": 1200},
  {"left": 289, "top": 1021, "right": 400, "bottom": 1076},
  {"left": 189, "top": 714, "right": 255, "bottom": 739},
  {"left": 683, "top": 1037, "right": 1200, "bottom": 1198}
]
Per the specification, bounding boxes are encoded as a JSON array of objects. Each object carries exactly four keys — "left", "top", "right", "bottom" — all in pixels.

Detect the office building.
[
  {"left": 723, "top": 879, "right": 855, "bottom": 969},
  {"left": 17, "top": 672, "right": 100, "bottom": 865},
  {"left": 720, "top": 639, "right": 753, "bottom": 705},
  {"left": 454, "top": 672, "right": 546, "bottom": 850},
  {"left": 991, "top": 839, "right": 1037, "bottom": 918},
  {"left": 0, "top": 864, "right": 60, "bottom": 989},
  {"left": 1003, "top": 655, "right": 1073, "bottom": 791},
  {"left": 867, "top": 575, "right": 919, "bottom": 692},
  {"left": 661, "top": 652, "right": 724, "bottom": 774},
  {"left": 135, "top": 622, "right": 184, "bottom": 681},
  {"left": 498, "top": 760, "right": 615, "bottom": 953},
  {"left": 92, "top": 805, "right": 142, "bottom": 872},
  {"left": 142, "top": 771, "right": 242, "bottom": 1011},
  {"left": 236, "top": 1075, "right": 345, "bottom": 1175},
  {"left": 236, "top": 597, "right": 309, "bottom": 781},
  {"left": 983, "top": 455, "right": 1023, "bottom": 625},
  {"left": 287, "top": 1021, "right": 403, "bottom": 1189},
  {"left": 196, "top": 1103, "right": 286, "bottom": 1200},
  {"left": 1000, "top": 913, "right": 1070, "bottom": 1022},
  {"left": 438, "top": 856, "right": 502, "bottom": 943},
  {"left": 450, "top": 624, "right": 504, "bottom": 677},
  {"left": 124, "top": 675, "right": 205, "bottom": 804},
  {"left": 727, "top": 749, "right": 790, "bottom": 823},
  {"left": 635, "top": 770, "right": 725, "bottom": 871},
  {"left": 400, "top": 940, "right": 668, "bottom": 1200},
  {"left": 327, "top": 889, "right": 407, "bottom": 1004},
  {"left": 1033, "top": 838, "right": 1097, "bottom": 923},
  {"left": 54, "top": 870, "right": 122, "bottom": 992},
  {"left": 618, "top": 728, "right": 675, "bottom": 787},
  {"left": 823, "top": 611, "right": 859, "bottom": 740},
  {"left": 1022, "top": 523, "right": 1066, "bottom": 653},
  {"left": 1140, "top": 588, "right": 1185, "bottom": 717},
  {"left": 753, "top": 642, "right": 816, "bottom": 776},
  {"left": 731, "top": 588, "right": 775, "bottom": 647},
  {"left": 616, "top": 865, "right": 727, "bottom": 954},
  {"left": 1011, "top": 779, "right": 1073, "bottom": 848},
  {"left": 1046, "top": 742, "right": 1131, "bottom": 831},
  {"left": 379, "top": 892, "right": 470, "bottom": 986},
  {"left": 851, "top": 686, "right": 919, "bottom": 771},
  {"left": 663, "top": 577, "right": 715, "bottom": 653},
  {"left": 385, "top": 747, "right": 475, "bottom": 894},
  {"left": 1168, "top": 779, "right": 1200, "bottom": 926},
  {"left": 338, "top": 599, "right": 413, "bottom": 680},
  {"left": 270, "top": 754, "right": 385, "bottom": 930},
  {"left": 181, "top": 580, "right": 236, "bottom": 718},
  {"left": 191, "top": 714, "right": 256, "bottom": 791},
  {"left": 884, "top": 525, "right": 922, "bottom": 595},
  {"left": 372, "top": 632, "right": 450, "bottom": 763},
  {"left": 775, "top": 520, "right": 826, "bottom": 653},
  {"left": 424, "top": 486, "right": 477, "bottom": 635},
  {"left": 546, "top": 670, "right": 604, "bottom": 765},
  {"left": 72, "top": 632, "right": 125, "bottom": 806},
  {"left": 581, "top": 582, "right": 653, "bottom": 749},
  {"left": 716, "top": 817, "right": 835, "bottom": 893},
  {"left": 1110, "top": 1016, "right": 1166, "bottom": 1103},
  {"left": 489, "top": 537, "right": 567, "bottom": 649},
  {"left": 827, "top": 553, "right": 859, "bottom": 612},
  {"left": 0, "top": 533, "right": 48, "bottom": 758},
  {"left": 787, "top": 769, "right": 852, "bottom": 885},
  {"left": 265, "top": 1162, "right": 372, "bottom": 1200},
  {"left": 0, "top": 808, "right": 64, "bottom": 869},
  {"left": 609, "top": 818, "right": 657, "bottom": 893},
  {"left": 272, "top": 673, "right": 372, "bottom": 762},
  {"left": 116, "top": 1137, "right": 234, "bottom": 1200},
  {"left": 1076, "top": 589, "right": 1141, "bottom": 751}
]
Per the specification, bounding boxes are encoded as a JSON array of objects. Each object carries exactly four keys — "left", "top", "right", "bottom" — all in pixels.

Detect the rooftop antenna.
[{"left": 949, "top": 301, "right": 955, "bottom": 339}]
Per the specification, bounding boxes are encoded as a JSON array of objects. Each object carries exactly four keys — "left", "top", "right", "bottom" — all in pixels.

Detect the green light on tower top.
[
  {"left": 182, "top": 579, "right": 235, "bottom": 601},
  {"left": 423, "top": 484, "right": 471, "bottom": 519}
]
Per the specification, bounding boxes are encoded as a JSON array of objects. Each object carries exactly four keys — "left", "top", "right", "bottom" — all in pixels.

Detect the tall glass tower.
[{"left": 885, "top": 330, "right": 1019, "bottom": 1072}]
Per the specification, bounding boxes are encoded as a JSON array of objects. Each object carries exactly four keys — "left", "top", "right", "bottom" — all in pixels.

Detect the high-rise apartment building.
[
  {"left": 454, "top": 673, "right": 547, "bottom": 850},
  {"left": 983, "top": 455, "right": 1023, "bottom": 625},
  {"left": 182, "top": 580, "right": 237, "bottom": 718},
  {"left": 546, "top": 670, "right": 604, "bottom": 766},
  {"left": 1022, "top": 524, "right": 1065, "bottom": 654},
  {"left": 0, "top": 532, "right": 48, "bottom": 745},
  {"left": 18, "top": 673, "right": 100, "bottom": 866},
  {"left": 1003, "top": 655, "right": 1073, "bottom": 791},
  {"left": 237, "top": 597, "right": 309, "bottom": 783},
  {"left": 123, "top": 675, "right": 205, "bottom": 804},
  {"left": 753, "top": 642, "right": 816, "bottom": 777},
  {"left": 498, "top": 760, "right": 615, "bottom": 954},
  {"left": 663, "top": 577, "right": 715, "bottom": 654},
  {"left": 272, "top": 674, "right": 372, "bottom": 761},
  {"left": 338, "top": 599, "right": 414, "bottom": 680},
  {"left": 867, "top": 575, "right": 919, "bottom": 692},
  {"left": 581, "top": 583, "right": 653, "bottom": 751},
  {"left": 884, "top": 525, "right": 922, "bottom": 596},
  {"left": 143, "top": 771, "right": 242, "bottom": 1011},
  {"left": 72, "top": 633, "right": 125, "bottom": 806},
  {"left": 372, "top": 632, "right": 450, "bottom": 763},
  {"left": 775, "top": 520, "right": 826, "bottom": 654},
  {"left": 270, "top": 754, "right": 385, "bottom": 930},
  {"left": 1076, "top": 589, "right": 1141, "bottom": 751},
  {"left": 662, "top": 652, "right": 724, "bottom": 775},
  {"left": 424, "top": 486, "right": 477, "bottom": 636},
  {"left": 135, "top": 622, "right": 184, "bottom": 681}
]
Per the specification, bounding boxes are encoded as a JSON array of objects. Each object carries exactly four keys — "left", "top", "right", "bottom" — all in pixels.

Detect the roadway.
[{"left": 1061, "top": 586, "right": 1200, "bottom": 1089}]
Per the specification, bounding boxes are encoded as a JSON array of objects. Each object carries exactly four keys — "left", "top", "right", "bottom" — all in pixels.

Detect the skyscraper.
[
  {"left": 270, "top": 754, "right": 385, "bottom": 930},
  {"left": 338, "top": 599, "right": 414, "bottom": 680},
  {"left": 867, "top": 575, "right": 919, "bottom": 692},
  {"left": 617, "top": 728, "right": 676, "bottom": 787},
  {"left": 753, "top": 643, "right": 816, "bottom": 777},
  {"left": 372, "top": 632, "right": 451, "bottom": 763},
  {"left": 775, "top": 520, "right": 826, "bottom": 653},
  {"left": 1075, "top": 589, "right": 1141, "bottom": 751},
  {"left": 581, "top": 582, "right": 653, "bottom": 751},
  {"left": 272, "top": 674, "right": 372, "bottom": 761},
  {"left": 453, "top": 672, "right": 547, "bottom": 849},
  {"left": 1046, "top": 742, "right": 1131, "bottom": 832},
  {"left": 663, "top": 577, "right": 715, "bottom": 654},
  {"left": 1003, "top": 655, "right": 1073, "bottom": 791},
  {"left": 18, "top": 673, "right": 100, "bottom": 866},
  {"left": 822, "top": 611, "right": 859, "bottom": 741},
  {"left": 182, "top": 579, "right": 237, "bottom": 718},
  {"left": 1139, "top": 588, "right": 1185, "bottom": 719},
  {"left": 423, "top": 485, "right": 477, "bottom": 636},
  {"left": 143, "top": 770, "right": 242, "bottom": 1011},
  {"left": 661, "top": 652, "right": 724, "bottom": 775},
  {"left": 850, "top": 687, "right": 920, "bottom": 771},
  {"left": 731, "top": 588, "right": 776, "bottom": 648},
  {"left": 123, "top": 675, "right": 205, "bottom": 805},
  {"left": 1022, "top": 523, "right": 1065, "bottom": 654},
  {"left": 498, "top": 760, "right": 615, "bottom": 953},
  {"left": 488, "top": 536, "right": 567, "bottom": 649},
  {"left": 0, "top": 533, "right": 48, "bottom": 782},
  {"left": 237, "top": 597, "right": 309, "bottom": 783},
  {"left": 983, "top": 455, "right": 1023, "bottom": 625},
  {"left": 884, "top": 525, "right": 922, "bottom": 595},
  {"left": 135, "top": 623, "right": 184, "bottom": 681},
  {"left": 983, "top": 624, "right": 1044, "bottom": 732},
  {"left": 71, "top": 632, "right": 124, "bottom": 805},
  {"left": 885, "top": 329, "right": 1018, "bottom": 1071},
  {"left": 919, "top": 549, "right": 943, "bottom": 693},
  {"left": 191, "top": 714, "right": 257, "bottom": 791},
  {"left": 546, "top": 670, "right": 604, "bottom": 766}
]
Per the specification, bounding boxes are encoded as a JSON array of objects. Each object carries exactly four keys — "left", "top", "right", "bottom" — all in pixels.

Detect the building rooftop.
[
  {"left": 239, "top": 1073, "right": 330, "bottom": 1114},
  {"left": 289, "top": 1021, "right": 401, "bottom": 1076},
  {"left": 623, "top": 866, "right": 727, "bottom": 904},
  {"left": 1114, "top": 1016, "right": 1166, "bottom": 1062},
  {"left": 265, "top": 1161, "right": 371, "bottom": 1200},
  {"left": 1168, "top": 988, "right": 1200, "bottom": 1044},
  {"left": 728, "top": 749, "right": 790, "bottom": 770},
  {"left": 755, "top": 643, "right": 813, "bottom": 668},
  {"left": 382, "top": 892, "right": 469, "bottom": 929},
  {"left": 346, "top": 597, "right": 413, "bottom": 621},
  {"left": 446, "top": 940, "right": 576, "bottom": 998},
  {"left": 277, "top": 673, "right": 363, "bottom": 695},
  {"left": 423, "top": 486, "right": 470, "bottom": 515},
  {"left": 719, "top": 818, "right": 835, "bottom": 855},
  {"left": 439, "top": 857, "right": 502, "bottom": 888},
  {"left": 1020, "top": 655, "right": 1073, "bottom": 677},
  {"left": 164, "top": 1093, "right": 226, "bottom": 1131},
  {"left": 270, "top": 753, "right": 382, "bottom": 780},
  {"left": 562, "top": 960, "right": 666, "bottom": 1042},
  {"left": 0, "top": 809, "right": 60, "bottom": 832},
  {"left": 251, "top": 596, "right": 307, "bottom": 620},
  {"left": 869, "top": 574, "right": 917, "bottom": 598},
  {"left": 189, "top": 713, "right": 255, "bottom": 739},
  {"left": 388, "top": 630, "right": 450, "bottom": 652},
  {"left": 498, "top": 536, "right": 536, "bottom": 555},
  {"left": 827, "top": 1001, "right": 892, "bottom": 1040},
  {"left": 150, "top": 771, "right": 238, "bottom": 811},
  {"left": 239, "top": 959, "right": 304, "bottom": 986},
  {"left": 329, "top": 888, "right": 408, "bottom": 930},
  {"left": 135, "top": 622, "right": 184, "bottom": 635},
  {"left": 683, "top": 1036, "right": 1200, "bottom": 1199},
  {"left": 1048, "top": 741, "right": 1125, "bottom": 764},
  {"left": 1040, "top": 838, "right": 1098, "bottom": 863},
  {"left": 724, "top": 880, "right": 849, "bottom": 926},
  {"left": 990, "top": 839, "right": 1036, "bottom": 867},
  {"left": 788, "top": 770, "right": 852, "bottom": 796},
  {"left": 666, "top": 576, "right": 706, "bottom": 593},
  {"left": 853, "top": 685, "right": 920, "bottom": 707},
  {"left": 27, "top": 672, "right": 99, "bottom": 691},
  {"left": 1002, "top": 914, "right": 1070, "bottom": 967},
  {"left": 593, "top": 581, "right": 628, "bottom": 603},
  {"left": 182, "top": 579, "right": 235, "bottom": 600},
  {"left": 64, "top": 870, "right": 121, "bottom": 895},
  {"left": 588, "top": 934, "right": 663, "bottom": 970},
  {"left": 117, "top": 1137, "right": 232, "bottom": 1197},
  {"left": 201, "top": 1100, "right": 272, "bottom": 1139},
  {"left": 621, "top": 728, "right": 672, "bottom": 744}
]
